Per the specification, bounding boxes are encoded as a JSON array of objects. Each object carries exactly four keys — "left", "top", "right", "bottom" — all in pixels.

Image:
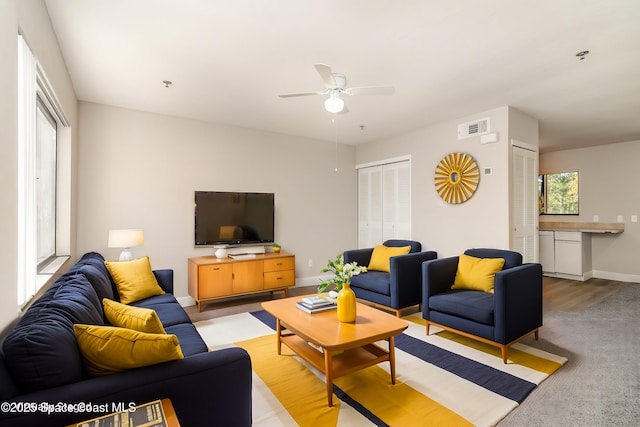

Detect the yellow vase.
[{"left": 337, "top": 282, "right": 356, "bottom": 323}]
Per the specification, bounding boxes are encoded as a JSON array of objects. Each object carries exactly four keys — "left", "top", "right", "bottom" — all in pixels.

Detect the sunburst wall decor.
[{"left": 434, "top": 152, "right": 479, "bottom": 204}]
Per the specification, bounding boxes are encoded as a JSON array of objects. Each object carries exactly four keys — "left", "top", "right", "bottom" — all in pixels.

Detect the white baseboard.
[
  {"left": 295, "top": 274, "right": 331, "bottom": 288},
  {"left": 592, "top": 270, "right": 640, "bottom": 283}
]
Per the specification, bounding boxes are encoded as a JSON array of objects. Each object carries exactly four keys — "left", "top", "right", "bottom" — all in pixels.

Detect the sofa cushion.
[
  {"left": 165, "top": 323, "right": 209, "bottom": 356},
  {"left": 350, "top": 271, "right": 391, "bottom": 296},
  {"left": 76, "top": 263, "right": 115, "bottom": 302},
  {"left": 429, "top": 290, "right": 495, "bottom": 325},
  {"left": 73, "top": 252, "right": 116, "bottom": 299},
  {"left": 105, "top": 256, "right": 165, "bottom": 304},
  {"left": 2, "top": 273, "right": 104, "bottom": 393},
  {"left": 452, "top": 254, "right": 505, "bottom": 293},
  {"left": 368, "top": 245, "right": 411, "bottom": 272},
  {"left": 103, "top": 298, "right": 166, "bottom": 334},
  {"left": 74, "top": 324, "right": 183, "bottom": 376},
  {"left": 130, "top": 297, "right": 191, "bottom": 328}
]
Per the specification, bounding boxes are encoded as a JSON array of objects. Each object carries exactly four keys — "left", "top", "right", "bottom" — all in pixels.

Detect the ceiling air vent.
[{"left": 457, "top": 117, "right": 490, "bottom": 140}]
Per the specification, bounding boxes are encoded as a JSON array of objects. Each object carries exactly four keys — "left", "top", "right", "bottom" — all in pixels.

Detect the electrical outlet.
[
  {"left": 308, "top": 259, "right": 313, "bottom": 268},
  {"left": 617, "top": 215, "right": 624, "bottom": 223},
  {"left": 632, "top": 215, "right": 638, "bottom": 223},
  {"left": 593, "top": 215, "right": 599, "bottom": 222}
]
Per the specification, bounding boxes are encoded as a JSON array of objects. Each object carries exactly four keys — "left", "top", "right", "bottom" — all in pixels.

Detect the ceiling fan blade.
[
  {"left": 345, "top": 86, "right": 395, "bottom": 96},
  {"left": 278, "top": 91, "right": 325, "bottom": 98},
  {"left": 314, "top": 64, "right": 337, "bottom": 89}
]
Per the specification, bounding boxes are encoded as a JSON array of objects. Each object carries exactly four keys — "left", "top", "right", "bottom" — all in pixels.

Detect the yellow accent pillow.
[
  {"left": 105, "top": 256, "right": 165, "bottom": 304},
  {"left": 103, "top": 298, "right": 166, "bottom": 334},
  {"left": 368, "top": 245, "right": 411, "bottom": 272},
  {"left": 452, "top": 254, "right": 506, "bottom": 293},
  {"left": 73, "top": 324, "right": 183, "bottom": 376}
]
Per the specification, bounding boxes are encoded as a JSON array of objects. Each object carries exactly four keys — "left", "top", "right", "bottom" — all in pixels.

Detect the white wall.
[
  {"left": 0, "top": 0, "right": 78, "bottom": 331},
  {"left": 77, "top": 102, "right": 358, "bottom": 303},
  {"left": 356, "top": 106, "right": 518, "bottom": 258},
  {"left": 540, "top": 140, "right": 640, "bottom": 280}
]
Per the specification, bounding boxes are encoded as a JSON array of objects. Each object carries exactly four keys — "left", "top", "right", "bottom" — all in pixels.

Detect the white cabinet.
[
  {"left": 539, "top": 230, "right": 592, "bottom": 281},
  {"left": 538, "top": 231, "right": 555, "bottom": 273}
]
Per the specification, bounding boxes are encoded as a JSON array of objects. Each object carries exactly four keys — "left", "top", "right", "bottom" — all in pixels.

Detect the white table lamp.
[{"left": 108, "top": 229, "right": 144, "bottom": 261}]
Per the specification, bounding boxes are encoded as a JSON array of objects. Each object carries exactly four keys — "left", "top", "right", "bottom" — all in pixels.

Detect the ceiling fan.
[{"left": 279, "top": 64, "right": 395, "bottom": 113}]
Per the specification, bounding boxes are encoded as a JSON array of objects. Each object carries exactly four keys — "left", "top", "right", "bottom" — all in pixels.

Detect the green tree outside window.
[{"left": 541, "top": 171, "right": 579, "bottom": 215}]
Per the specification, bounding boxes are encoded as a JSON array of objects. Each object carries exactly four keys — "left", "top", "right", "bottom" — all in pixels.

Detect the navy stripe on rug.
[
  {"left": 252, "top": 310, "right": 276, "bottom": 329},
  {"left": 250, "top": 310, "right": 535, "bottom": 404},
  {"left": 394, "top": 333, "right": 536, "bottom": 403}
]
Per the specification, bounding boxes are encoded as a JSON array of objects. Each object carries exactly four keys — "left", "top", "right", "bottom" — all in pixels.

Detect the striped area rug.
[{"left": 194, "top": 311, "right": 566, "bottom": 427}]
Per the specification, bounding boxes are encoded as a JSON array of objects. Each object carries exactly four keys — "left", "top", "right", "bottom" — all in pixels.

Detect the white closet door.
[
  {"left": 358, "top": 160, "right": 411, "bottom": 248},
  {"left": 512, "top": 143, "right": 539, "bottom": 263},
  {"left": 358, "top": 166, "right": 383, "bottom": 248},
  {"left": 382, "top": 161, "right": 411, "bottom": 241}
]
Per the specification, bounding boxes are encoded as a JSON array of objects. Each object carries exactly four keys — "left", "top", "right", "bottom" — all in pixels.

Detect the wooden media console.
[{"left": 188, "top": 253, "right": 295, "bottom": 312}]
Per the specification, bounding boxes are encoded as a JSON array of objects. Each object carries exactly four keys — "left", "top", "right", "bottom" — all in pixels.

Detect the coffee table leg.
[
  {"left": 389, "top": 336, "right": 397, "bottom": 385},
  {"left": 276, "top": 319, "right": 282, "bottom": 355},
  {"left": 324, "top": 350, "right": 333, "bottom": 407}
]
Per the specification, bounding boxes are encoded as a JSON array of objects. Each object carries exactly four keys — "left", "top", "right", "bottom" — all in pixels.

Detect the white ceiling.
[{"left": 44, "top": 0, "right": 640, "bottom": 152}]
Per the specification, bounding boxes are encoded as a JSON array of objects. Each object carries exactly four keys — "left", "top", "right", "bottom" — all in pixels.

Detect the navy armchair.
[
  {"left": 422, "top": 248, "right": 543, "bottom": 363},
  {"left": 344, "top": 240, "right": 437, "bottom": 316}
]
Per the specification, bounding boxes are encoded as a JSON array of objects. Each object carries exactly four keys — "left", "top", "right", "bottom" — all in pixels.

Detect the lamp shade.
[{"left": 108, "top": 229, "right": 144, "bottom": 248}]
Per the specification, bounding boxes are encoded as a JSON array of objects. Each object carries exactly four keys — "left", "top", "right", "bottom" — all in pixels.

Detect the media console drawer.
[
  {"left": 264, "top": 257, "right": 295, "bottom": 272},
  {"left": 188, "top": 253, "right": 296, "bottom": 312}
]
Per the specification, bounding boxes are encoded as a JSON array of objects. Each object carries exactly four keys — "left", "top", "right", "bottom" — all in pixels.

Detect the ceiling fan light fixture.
[{"left": 324, "top": 92, "right": 344, "bottom": 113}]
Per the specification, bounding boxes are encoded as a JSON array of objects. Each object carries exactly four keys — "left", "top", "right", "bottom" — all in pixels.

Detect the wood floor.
[
  {"left": 185, "top": 276, "right": 631, "bottom": 322},
  {"left": 542, "top": 276, "right": 629, "bottom": 312}
]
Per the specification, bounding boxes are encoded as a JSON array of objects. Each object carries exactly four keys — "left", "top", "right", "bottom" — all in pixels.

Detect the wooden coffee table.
[{"left": 262, "top": 297, "right": 408, "bottom": 406}]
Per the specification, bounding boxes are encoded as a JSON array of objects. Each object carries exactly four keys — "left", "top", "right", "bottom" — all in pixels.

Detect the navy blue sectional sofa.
[{"left": 0, "top": 253, "right": 252, "bottom": 427}]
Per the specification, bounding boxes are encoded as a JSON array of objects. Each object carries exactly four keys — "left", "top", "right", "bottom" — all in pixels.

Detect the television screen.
[{"left": 194, "top": 191, "right": 275, "bottom": 246}]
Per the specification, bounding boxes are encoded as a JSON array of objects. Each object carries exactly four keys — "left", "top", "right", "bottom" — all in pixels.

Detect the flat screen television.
[{"left": 194, "top": 191, "right": 275, "bottom": 246}]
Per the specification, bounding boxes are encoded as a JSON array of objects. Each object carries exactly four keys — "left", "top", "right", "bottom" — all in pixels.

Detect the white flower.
[{"left": 317, "top": 254, "right": 367, "bottom": 293}]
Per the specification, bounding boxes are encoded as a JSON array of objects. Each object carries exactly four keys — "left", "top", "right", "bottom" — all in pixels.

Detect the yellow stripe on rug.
[
  {"left": 236, "top": 334, "right": 340, "bottom": 427},
  {"left": 236, "top": 333, "right": 472, "bottom": 427},
  {"left": 404, "top": 315, "right": 564, "bottom": 375},
  {"left": 334, "top": 366, "right": 473, "bottom": 426}
]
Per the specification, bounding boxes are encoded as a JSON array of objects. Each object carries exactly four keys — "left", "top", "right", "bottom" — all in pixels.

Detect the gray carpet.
[{"left": 499, "top": 282, "right": 640, "bottom": 426}]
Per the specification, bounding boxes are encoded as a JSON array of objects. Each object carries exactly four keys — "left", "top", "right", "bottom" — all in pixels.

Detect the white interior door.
[{"left": 512, "top": 142, "right": 539, "bottom": 263}]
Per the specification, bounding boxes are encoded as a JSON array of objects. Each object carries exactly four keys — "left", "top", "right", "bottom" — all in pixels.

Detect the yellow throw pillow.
[
  {"left": 368, "top": 245, "right": 411, "bottom": 272},
  {"left": 74, "top": 324, "right": 183, "bottom": 376},
  {"left": 105, "top": 256, "right": 165, "bottom": 304},
  {"left": 103, "top": 298, "right": 166, "bottom": 334},
  {"left": 452, "top": 253, "right": 506, "bottom": 293}
]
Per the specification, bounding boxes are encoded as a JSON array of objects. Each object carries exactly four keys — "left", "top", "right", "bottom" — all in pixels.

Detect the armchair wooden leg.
[
  {"left": 501, "top": 345, "right": 508, "bottom": 364},
  {"left": 425, "top": 322, "right": 431, "bottom": 336},
  {"left": 534, "top": 328, "right": 539, "bottom": 340}
]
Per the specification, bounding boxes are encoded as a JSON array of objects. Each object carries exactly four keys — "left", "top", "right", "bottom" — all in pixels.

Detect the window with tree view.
[{"left": 539, "top": 171, "right": 579, "bottom": 215}]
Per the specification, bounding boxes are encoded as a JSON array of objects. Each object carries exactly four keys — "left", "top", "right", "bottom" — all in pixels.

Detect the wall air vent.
[{"left": 457, "top": 117, "right": 490, "bottom": 140}]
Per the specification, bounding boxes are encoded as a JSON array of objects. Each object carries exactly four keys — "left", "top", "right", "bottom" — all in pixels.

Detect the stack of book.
[{"left": 296, "top": 296, "right": 336, "bottom": 314}]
